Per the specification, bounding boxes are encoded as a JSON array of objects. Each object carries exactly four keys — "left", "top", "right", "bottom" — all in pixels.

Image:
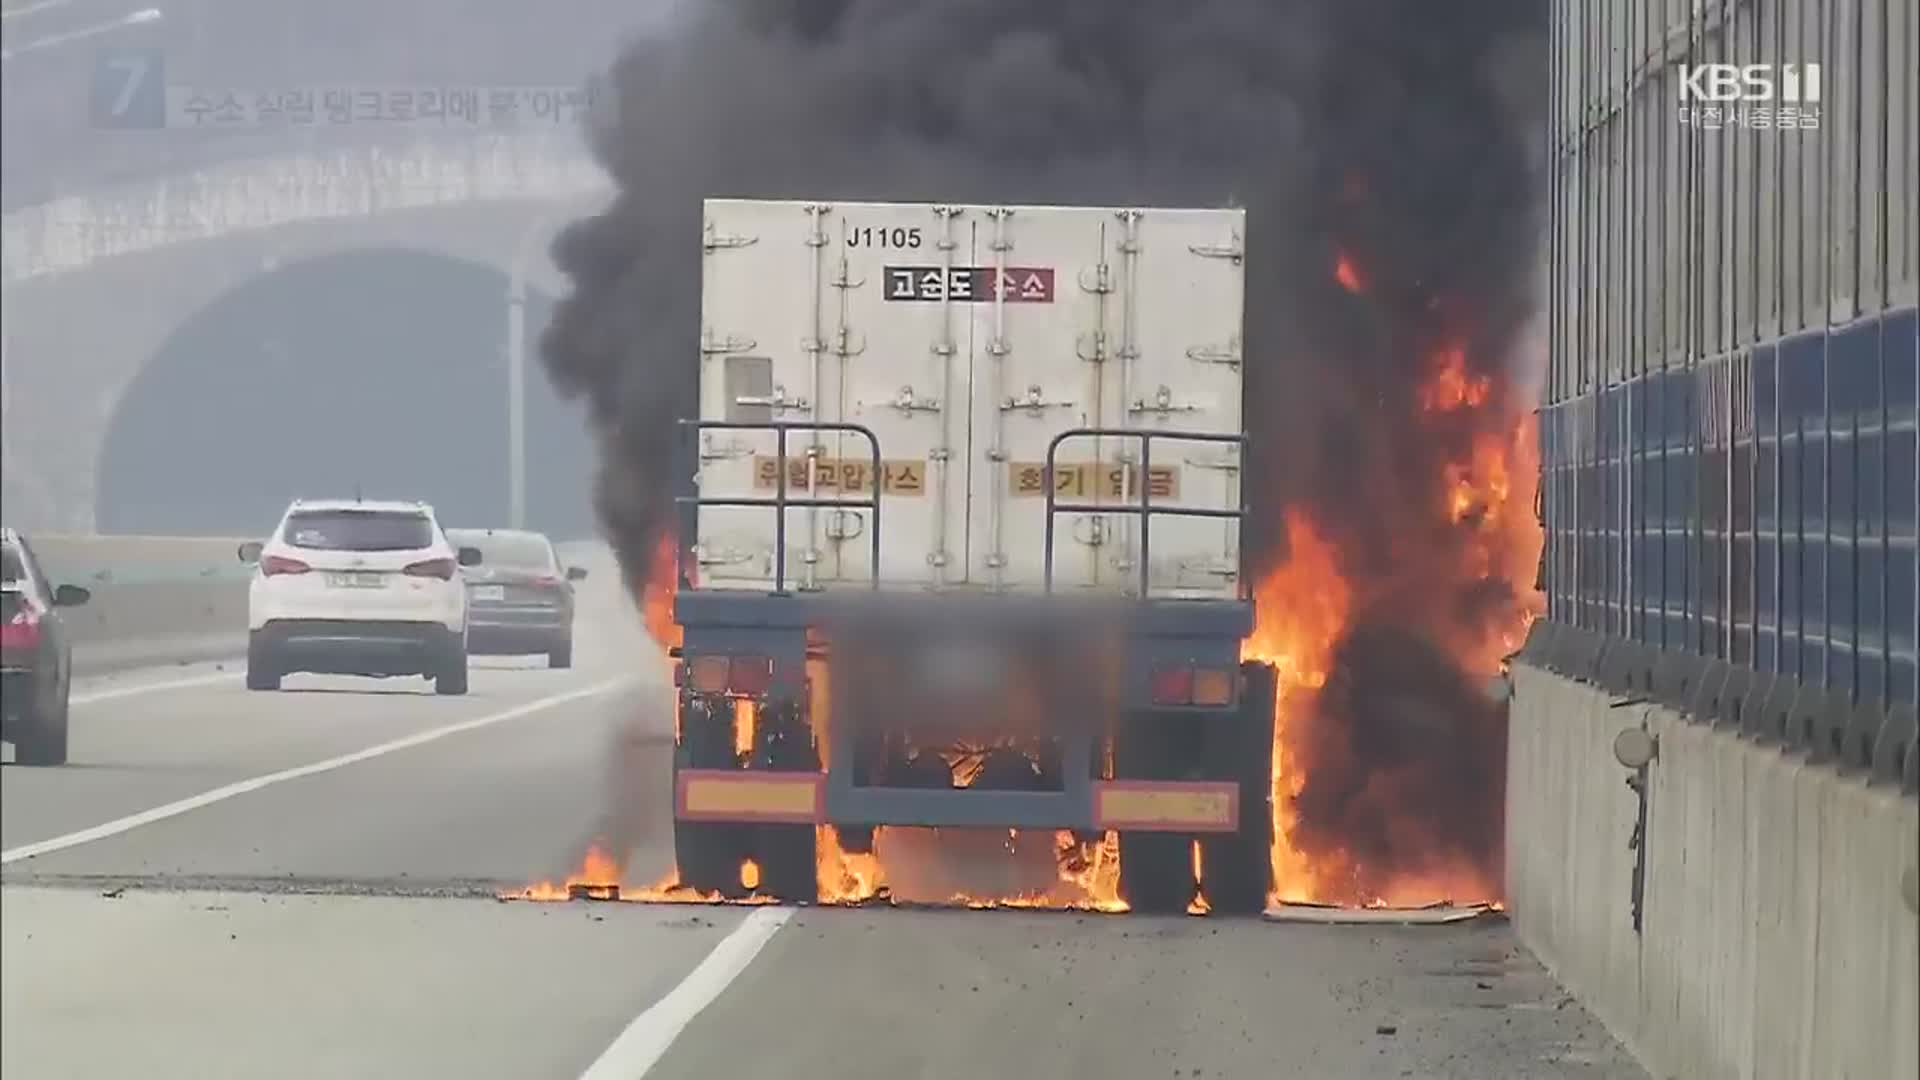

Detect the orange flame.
[
  {"left": 640, "top": 533, "right": 681, "bottom": 652},
  {"left": 1417, "top": 344, "right": 1492, "bottom": 412},
  {"left": 1245, "top": 336, "right": 1541, "bottom": 909}
]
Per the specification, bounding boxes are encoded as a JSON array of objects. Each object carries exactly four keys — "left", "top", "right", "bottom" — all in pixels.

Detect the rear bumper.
[
  {"left": 673, "top": 768, "right": 1240, "bottom": 833},
  {"left": 255, "top": 619, "right": 459, "bottom": 677},
  {"left": 466, "top": 604, "right": 568, "bottom": 653}
]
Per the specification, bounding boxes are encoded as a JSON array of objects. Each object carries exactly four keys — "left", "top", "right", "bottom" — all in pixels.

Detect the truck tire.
[
  {"left": 673, "top": 691, "right": 752, "bottom": 898},
  {"left": 1119, "top": 832, "right": 1194, "bottom": 915},
  {"left": 16, "top": 689, "right": 69, "bottom": 766},
  {"left": 435, "top": 639, "right": 469, "bottom": 696},
  {"left": 245, "top": 634, "right": 281, "bottom": 691},
  {"left": 675, "top": 821, "right": 752, "bottom": 898},
  {"left": 749, "top": 697, "right": 818, "bottom": 902},
  {"left": 1113, "top": 711, "right": 1202, "bottom": 915},
  {"left": 1199, "top": 662, "right": 1277, "bottom": 916},
  {"left": 548, "top": 636, "right": 573, "bottom": 670}
]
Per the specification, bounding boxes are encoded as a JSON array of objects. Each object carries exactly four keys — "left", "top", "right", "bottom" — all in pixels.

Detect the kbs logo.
[{"left": 1676, "top": 63, "right": 1821, "bottom": 103}]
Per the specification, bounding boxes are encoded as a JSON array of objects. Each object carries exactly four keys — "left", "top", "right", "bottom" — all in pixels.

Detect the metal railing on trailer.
[
  {"left": 1041, "top": 427, "right": 1252, "bottom": 600},
  {"left": 673, "top": 418, "right": 885, "bottom": 594}
]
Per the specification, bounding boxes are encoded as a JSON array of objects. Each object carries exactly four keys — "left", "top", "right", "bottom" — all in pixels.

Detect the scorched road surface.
[{"left": 0, "top": 569, "right": 1647, "bottom": 1079}]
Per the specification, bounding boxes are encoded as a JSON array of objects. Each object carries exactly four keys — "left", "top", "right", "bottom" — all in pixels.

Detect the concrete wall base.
[{"left": 1508, "top": 664, "right": 1919, "bottom": 1080}]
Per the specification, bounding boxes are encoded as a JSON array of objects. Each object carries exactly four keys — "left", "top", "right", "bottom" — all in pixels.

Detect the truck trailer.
[{"left": 667, "top": 198, "right": 1276, "bottom": 914}]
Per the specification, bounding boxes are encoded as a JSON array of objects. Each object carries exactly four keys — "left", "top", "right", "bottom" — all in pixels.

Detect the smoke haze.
[{"left": 543, "top": 0, "right": 1547, "bottom": 895}]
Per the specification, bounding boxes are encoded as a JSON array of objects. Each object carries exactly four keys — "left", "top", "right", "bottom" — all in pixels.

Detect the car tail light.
[
  {"left": 262, "top": 555, "right": 311, "bottom": 576},
  {"left": 727, "top": 655, "right": 773, "bottom": 695},
  {"left": 1191, "top": 667, "right": 1236, "bottom": 706},
  {"left": 1150, "top": 665, "right": 1195, "bottom": 706},
  {"left": 1, "top": 605, "right": 41, "bottom": 650},
  {"left": 404, "top": 558, "right": 456, "bottom": 580},
  {"left": 532, "top": 575, "right": 561, "bottom": 589},
  {"left": 687, "top": 655, "right": 731, "bottom": 693}
]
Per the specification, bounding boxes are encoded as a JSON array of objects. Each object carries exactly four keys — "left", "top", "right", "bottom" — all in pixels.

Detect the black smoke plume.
[{"left": 543, "top": 0, "right": 1547, "bottom": 893}]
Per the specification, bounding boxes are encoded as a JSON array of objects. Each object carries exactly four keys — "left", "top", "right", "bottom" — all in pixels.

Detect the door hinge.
[
  {"left": 701, "top": 330, "right": 758, "bottom": 356},
  {"left": 885, "top": 386, "right": 942, "bottom": 415},
  {"left": 698, "top": 436, "right": 753, "bottom": 463},
  {"left": 703, "top": 221, "right": 759, "bottom": 252},
  {"left": 1189, "top": 233, "right": 1244, "bottom": 264},
  {"left": 1001, "top": 385, "right": 1075, "bottom": 416},
  {"left": 1187, "top": 337, "right": 1242, "bottom": 368},
  {"left": 734, "top": 385, "right": 812, "bottom": 413},
  {"left": 1071, "top": 517, "right": 1109, "bottom": 547},
  {"left": 1128, "top": 385, "right": 1202, "bottom": 418}
]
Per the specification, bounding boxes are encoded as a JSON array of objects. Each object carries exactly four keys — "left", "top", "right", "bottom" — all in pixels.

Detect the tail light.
[
  {"left": 1191, "top": 667, "right": 1236, "bottom": 707},
  {"left": 1149, "top": 665, "right": 1195, "bottom": 705},
  {"left": 532, "top": 575, "right": 561, "bottom": 589},
  {"left": 686, "top": 655, "right": 731, "bottom": 693},
  {"left": 727, "top": 655, "right": 773, "bottom": 696},
  {"left": 262, "top": 555, "right": 311, "bottom": 577},
  {"left": 680, "top": 654, "right": 775, "bottom": 696},
  {"left": 1, "top": 605, "right": 42, "bottom": 650},
  {"left": 1150, "top": 665, "right": 1237, "bottom": 707},
  {"left": 404, "top": 558, "right": 456, "bottom": 580}
]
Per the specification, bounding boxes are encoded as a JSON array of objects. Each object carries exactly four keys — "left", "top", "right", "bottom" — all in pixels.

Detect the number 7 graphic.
[{"left": 91, "top": 49, "right": 166, "bottom": 129}]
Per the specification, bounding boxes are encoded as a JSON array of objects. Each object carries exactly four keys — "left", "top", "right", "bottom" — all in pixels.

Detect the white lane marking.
[
  {"left": 2, "top": 678, "right": 629, "bottom": 864},
  {"left": 578, "top": 906, "right": 795, "bottom": 1079},
  {"left": 70, "top": 671, "right": 237, "bottom": 706}
]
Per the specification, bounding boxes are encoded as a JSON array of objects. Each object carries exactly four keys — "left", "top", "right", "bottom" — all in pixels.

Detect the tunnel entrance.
[{"left": 96, "top": 248, "right": 596, "bottom": 539}]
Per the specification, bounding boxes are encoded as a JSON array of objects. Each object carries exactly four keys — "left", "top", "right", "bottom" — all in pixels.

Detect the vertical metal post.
[
  {"left": 1138, "top": 434, "right": 1153, "bottom": 598},
  {"left": 774, "top": 426, "right": 789, "bottom": 595},
  {"left": 507, "top": 276, "right": 527, "bottom": 530},
  {"left": 1043, "top": 459, "right": 1057, "bottom": 593}
]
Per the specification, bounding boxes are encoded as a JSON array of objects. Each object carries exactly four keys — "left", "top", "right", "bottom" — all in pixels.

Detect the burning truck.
[{"left": 661, "top": 198, "right": 1270, "bottom": 914}]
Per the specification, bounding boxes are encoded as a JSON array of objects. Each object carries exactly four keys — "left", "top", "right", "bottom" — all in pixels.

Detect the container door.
[
  {"left": 819, "top": 202, "right": 973, "bottom": 588},
  {"left": 965, "top": 206, "right": 1115, "bottom": 593},
  {"left": 1104, "top": 208, "right": 1247, "bottom": 599}
]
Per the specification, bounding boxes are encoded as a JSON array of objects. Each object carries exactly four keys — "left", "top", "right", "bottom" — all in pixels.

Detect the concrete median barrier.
[
  {"left": 26, "top": 534, "right": 252, "bottom": 675},
  {"left": 1508, "top": 664, "right": 1920, "bottom": 1080}
]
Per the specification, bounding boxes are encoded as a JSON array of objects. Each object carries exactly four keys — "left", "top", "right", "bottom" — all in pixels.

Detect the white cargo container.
[{"left": 691, "top": 198, "right": 1247, "bottom": 599}]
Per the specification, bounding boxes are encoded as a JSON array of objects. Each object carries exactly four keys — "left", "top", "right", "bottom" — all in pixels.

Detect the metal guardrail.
[
  {"left": 675, "top": 419, "right": 884, "bottom": 595},
  {"left": 1041, "top": 427, "right": 1250, "bottom": 599}
]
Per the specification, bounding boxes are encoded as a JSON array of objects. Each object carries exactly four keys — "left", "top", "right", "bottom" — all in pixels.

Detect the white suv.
[{"left": 240, "top": 499, "right": 482, "bottom": 694}]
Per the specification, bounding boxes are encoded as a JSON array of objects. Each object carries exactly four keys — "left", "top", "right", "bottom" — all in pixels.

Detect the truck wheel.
[
  {"left": 672, "top": 691, "right": 755, "bottom": 898},
  {"left": 745, "top": 698, "right": 818, "bottom": 902},
  {"left": 548, "top": 636, "right": 573, "bottom": 670},
  {"left": 245, "top": 634, "right": 281, "bottom": 691},
  {"left": 16, "top": 690, "right": 69, "bottom": 766},
  {"left": 435, "top": 640, "right": 469, "bottom": 696},
  {"left": 1198, "top": 662, "right": 1277, "bottom": 916},
  {"left": 675, "top": 821, "right": 752, "bottom": 898},
  {"left": 754, "top": 824, "right": 817, "bottom": 902},
  {"left": 1119, "top": 832, "right": 1194, "bottom": 915},
  {"left": 1112, "top": 710, "right": 1203, "bottom": 914}
]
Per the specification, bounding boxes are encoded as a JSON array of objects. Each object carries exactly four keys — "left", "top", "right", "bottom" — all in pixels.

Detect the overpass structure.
[{"left": 0, "top": 131, "right": 613, "bottom": 532}]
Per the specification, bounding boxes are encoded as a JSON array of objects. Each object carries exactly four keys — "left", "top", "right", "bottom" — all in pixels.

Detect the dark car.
[
  {"left": 445, "top": 529, "right": 586, "bottom": 669},
  {"left": 2, "top": 528, "right": 91, "bottom": 766}
]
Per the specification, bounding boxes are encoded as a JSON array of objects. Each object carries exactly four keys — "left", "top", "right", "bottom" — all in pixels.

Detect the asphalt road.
[{"left": 1, "top": 565, "right": 1648, "bottom": 1080}]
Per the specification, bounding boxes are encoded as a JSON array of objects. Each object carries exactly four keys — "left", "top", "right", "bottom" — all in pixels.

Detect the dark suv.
[{"left": 2, "top": 528, "right": 91, "bottom": 766}]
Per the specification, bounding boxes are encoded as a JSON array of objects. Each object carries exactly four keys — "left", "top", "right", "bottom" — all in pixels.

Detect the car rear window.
[
  {"left": 452, "top": 533, "right": 553, "bottom": 570},
  {"left": 283, "top": 510, "right": 434, "bottom": 552}
]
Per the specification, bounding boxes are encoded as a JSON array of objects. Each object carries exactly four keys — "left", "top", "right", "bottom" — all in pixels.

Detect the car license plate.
[
  {"left": 471, "top": 585, "right": 505, "bottom": 601},
  {"left": 324, "top": 572, "right": 385, "bottom": 589}
]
